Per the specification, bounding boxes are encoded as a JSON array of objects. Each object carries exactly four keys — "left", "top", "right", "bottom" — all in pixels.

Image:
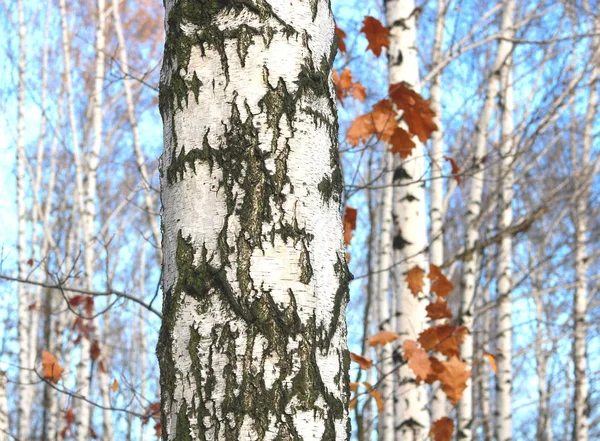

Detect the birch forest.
[{"left": 0, "top": 0, "right": 599, "bottom": 440}]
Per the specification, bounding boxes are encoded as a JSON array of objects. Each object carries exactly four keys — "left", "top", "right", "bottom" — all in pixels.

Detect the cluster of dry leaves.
[{"left": 349, "top": 264, "right": 498, "bottom": 441}]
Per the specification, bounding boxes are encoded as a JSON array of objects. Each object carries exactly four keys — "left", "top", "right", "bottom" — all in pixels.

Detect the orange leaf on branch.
[
  {"left": 428, "top": 264, "right": 453, "bottom": 299},
  {"left": 360, "top": 16, "right": 390, "bottom": 57},
  {"left": 418, "top": 324, "right": 467, "bottom": 358},
  {"left": 41, "top": 350, "right": 64, "bottom": 384},
  {"left": 406, "top": 266, "right": 425, "bottom": 297},
  {"left": 443, "top": 156, "right": 461, "bottom": 185},
  {"left": 430, "top": 417, "right": 455, "bottom": 441},
  {"left": 349, "top": 382, "right": 359, "bottom": 392},
  {"left": 370, "top": 99, "right": 396, "bottom": 142},
  {"left": 352, "top": 82, "right": 367, "bottom": 102},
  {"left": 389, "top": 83, "right": 438, "bottom": 143},
  {"left": 350, "top": 352, "right": 373, "bottom": 369},
  {"left": 390, "top": 127, "right": 416, "bottom": 159},
  {"left": 335, "top": 25, "right": 347, "bottom": 53},
  {"left": 369, "top": 330, "right": 400, "bottom": 347},
  {"left": 363, "top": 382, "right": 384, "bottom": 413},
  {"left": 111, "top": 379, "right": 119, "bottom": 392},
  {"left": 403, "top": 340, "right": 431, "bottom": 382},
  {"left": 438, "top": 356, "right": 471, "bottom": 405},
  {"left": 483, "top": 351, "right": 498, "bottom": 374},
  {"left": 426, "top": 298, "right": 453, "bottom": 320},
  {"left": 425, "top": 356, "right": 444, "bottom": 384}
]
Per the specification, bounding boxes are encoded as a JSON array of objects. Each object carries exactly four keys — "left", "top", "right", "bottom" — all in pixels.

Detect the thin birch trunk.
[
  {"left": 377, "top": 151, "right": 394, "bottom": 441},
  {"left": 111, "top": 0, "right": 162, "bottom": 256},
  {"left": 429, "top": 0, "right": 447, "bottom": 424},
  {"left": 532, "top": 273, "right": 552, "bottom": 441},
  {"left": 76, "top": 0, "right": 107, "bottom": 438},
  {"left": 495, "top": 1, "right": 516, "bottom": 438},
  {"left": 571, "top": 38, "right": 596, "bottom": 441},
  {"left": 157, "top": 1, "right": 349, "bottom": 440},
  {"left": 0, "top": 372, "right": 7, "bottom": 441},
  {"left": 16, "top": 0, "right": 32, "bottom": 438},
  {"left": 385, "top": 0, "right": 430, "bottom": 438}
]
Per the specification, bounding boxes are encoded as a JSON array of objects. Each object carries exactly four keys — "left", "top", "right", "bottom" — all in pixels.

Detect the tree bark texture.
[{"left": 157, "top": 1, "right": 350, "bottom": 440}]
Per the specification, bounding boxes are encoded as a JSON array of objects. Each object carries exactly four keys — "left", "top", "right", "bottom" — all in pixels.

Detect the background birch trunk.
[
  {"left": 0, "top": 372, "right": 7, "bottom": 441},
  {"left": 456, "top": 4, "right": 506, "bottom": 436},
  {"left": 157, "top": 0, "right": 349, "bottom": 440},
  {"left": 16, "top": 0, "right": 32, "bottom": 438},
  {"left": 570, "top": 33, "right": 596, "bottom": 441},
  {"left": 376, "top": 152, "right": 394, "bottom": 441},
  {"left": 385, "top": 0, "right": 430, "bottom": 438},
  {"left": 429, "top": 0, "right": 447, "bottom": 424},
  {"left": 495, "top": 1, "right": 516, "bottom": 438}
]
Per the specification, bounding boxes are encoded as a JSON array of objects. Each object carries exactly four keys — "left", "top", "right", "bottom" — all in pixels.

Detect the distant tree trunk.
[
  {"left": 429, "top": 0, "right": 447, "bottom": 423},
  {"left": 77, "top": 0, "right": 106, "bottom": 438},
  {"left": 157, "top": 1, "right": 349, "bottom": 440},
  {"left": 112, "top": 0, "right": 162, "bottom": 255},
  {"left": 571, "top": 36, "right": 596, "bottom": 441},
  {"left": 386, "top": 0, "right": 430, "bottom": 439},
  {"left": 532, "top": 268, "right": 552, "bottom": 441},
  {"left": 0, "top": 372, "right": 7, "bottom": 441},
  {"left": 376, "top": 151, "right": 394, "bottom": 441},
  {"left": 16, "top": 0, "right": 32, "bottom": 438},
  {"left": 457, "top": 2, "right": 507, "bottom": 435},
  {"left": 495, "top": 1, "right": 516, "bottom": 439}
]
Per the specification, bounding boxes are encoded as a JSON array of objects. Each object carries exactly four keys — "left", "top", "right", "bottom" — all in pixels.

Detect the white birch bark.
[
  {"left": 16, "top": 0, "right": 32, "bottom": 438},
  {"left": 157, "top": 1, "right": 349, "bottom": 440},
  {"left": 385, "top": 0, "right": 430, "bottom": 438},
  {"left": 0, "top": 372, "right": 7, "bottom": 441},
  {"left": 570, "top": 33, "right": 597, "bottom": 441},
  {"left": 429, "top": 0, "right": 447, "bottom": 423},
  {"left": 76, "top": 0, "right": 107, "bottom": 438},
  {"left": 111, "top": 0, "right": 162, "bottom": 255},
  {"left": 376, "top": 152, "right": 394, "bottom": 441},
  {"left": 532, "top": 271, "right": 552, "bottom": 441},
  {"left": 495, "top": 1, "right": 516, "bottom": 439}
]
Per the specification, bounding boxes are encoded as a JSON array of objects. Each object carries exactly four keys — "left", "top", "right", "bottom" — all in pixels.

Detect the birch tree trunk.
[
  {"left": 385, "top": 0, "right": 430, "bottom": 438},
  {"left": 457, "top": 3, "right": 509, "bottom": 435},
  {"left": 16, "top": 0, "right": 32, "bottom": 438},
  {"left": 495, "top": 2, "right": 516, "bottom": 439},
  {"left": 429, "top": 0, "right": 447, "bottom": 424},
  {"left": 376, "top": 152, "right": 394, "bottom": 441},
  {"left": 570, "top": 34, "right": 597, "bottom": 441},
  {"left": 0, "top": 372, "right": 7, "bottom": 441},
  {"left": 77, "top": 0, "right": 107, "bottom": 438},
  {"left": 157, "top": 1, "right": 349, "bottom": 440}
]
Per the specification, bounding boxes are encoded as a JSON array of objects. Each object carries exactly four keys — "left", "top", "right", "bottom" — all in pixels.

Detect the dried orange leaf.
[
  {"left": 350, "top": 352, "right": 373, "bottom": 369},
  {"left": 352, "top": 82, "right": 367, "bottom": 102},
  {"left": 483, "top": 351, "right": 498, "bottom": 374},
  {"left": 349, "top": 382, "right": 359, "bottom": 392},
  {"left": 390, "top": 127, "right": 416, "bottom": 158},
  {"left": 428, "top": 264, "right": 453, "bottom": 299},
  {"left": 438, "top": 356, "right": 471, "bottom": 406},
  {"left": 360, "top": 16, "right": 390, "bottom": 57},
  {"left": 349, "top": 396, "right": 358, "bottom": 410},
  {"left": 346, "top": 113, "right": 374, "bottom": 146},
  {"left": 344, "top": 207, "right": 358, "bottom": 230},
  {"left": 371, "top": 99, "right": 396, "bottom": 142},
  {"left": 389, "top": 83, "right": 438, "bottom": 143},
  {"left": 426, "top": 298, "right": 453, "bottom": 320},
  {"left": 418, "top": 325, "right": 466, "bottom": 358},
  {"left": 369, "top": 330, "right": 400, "bottom": 347},
  {"left": 403, "top": 340, "right": 431, "bottom": 382},
  {"left": 406, "top": 266, "right": 425, "bottom": 297},
  {"left": 370, "top": 388, "right": 384, "bottom": 413},
  {"left": 443, "top": 156, "right": 461, "bottom": 185},
  {"left": 430, "top": 417, "right": 455, "bottom": 441},
  {"left": 41, "top": 351, "right": 64, "bottom": 384},
  {"left": 335, "top": 25, "right": 347, "bottom": 53},
  {"left": 111, "top": 379, "right": 119, "bottom": 392}
]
